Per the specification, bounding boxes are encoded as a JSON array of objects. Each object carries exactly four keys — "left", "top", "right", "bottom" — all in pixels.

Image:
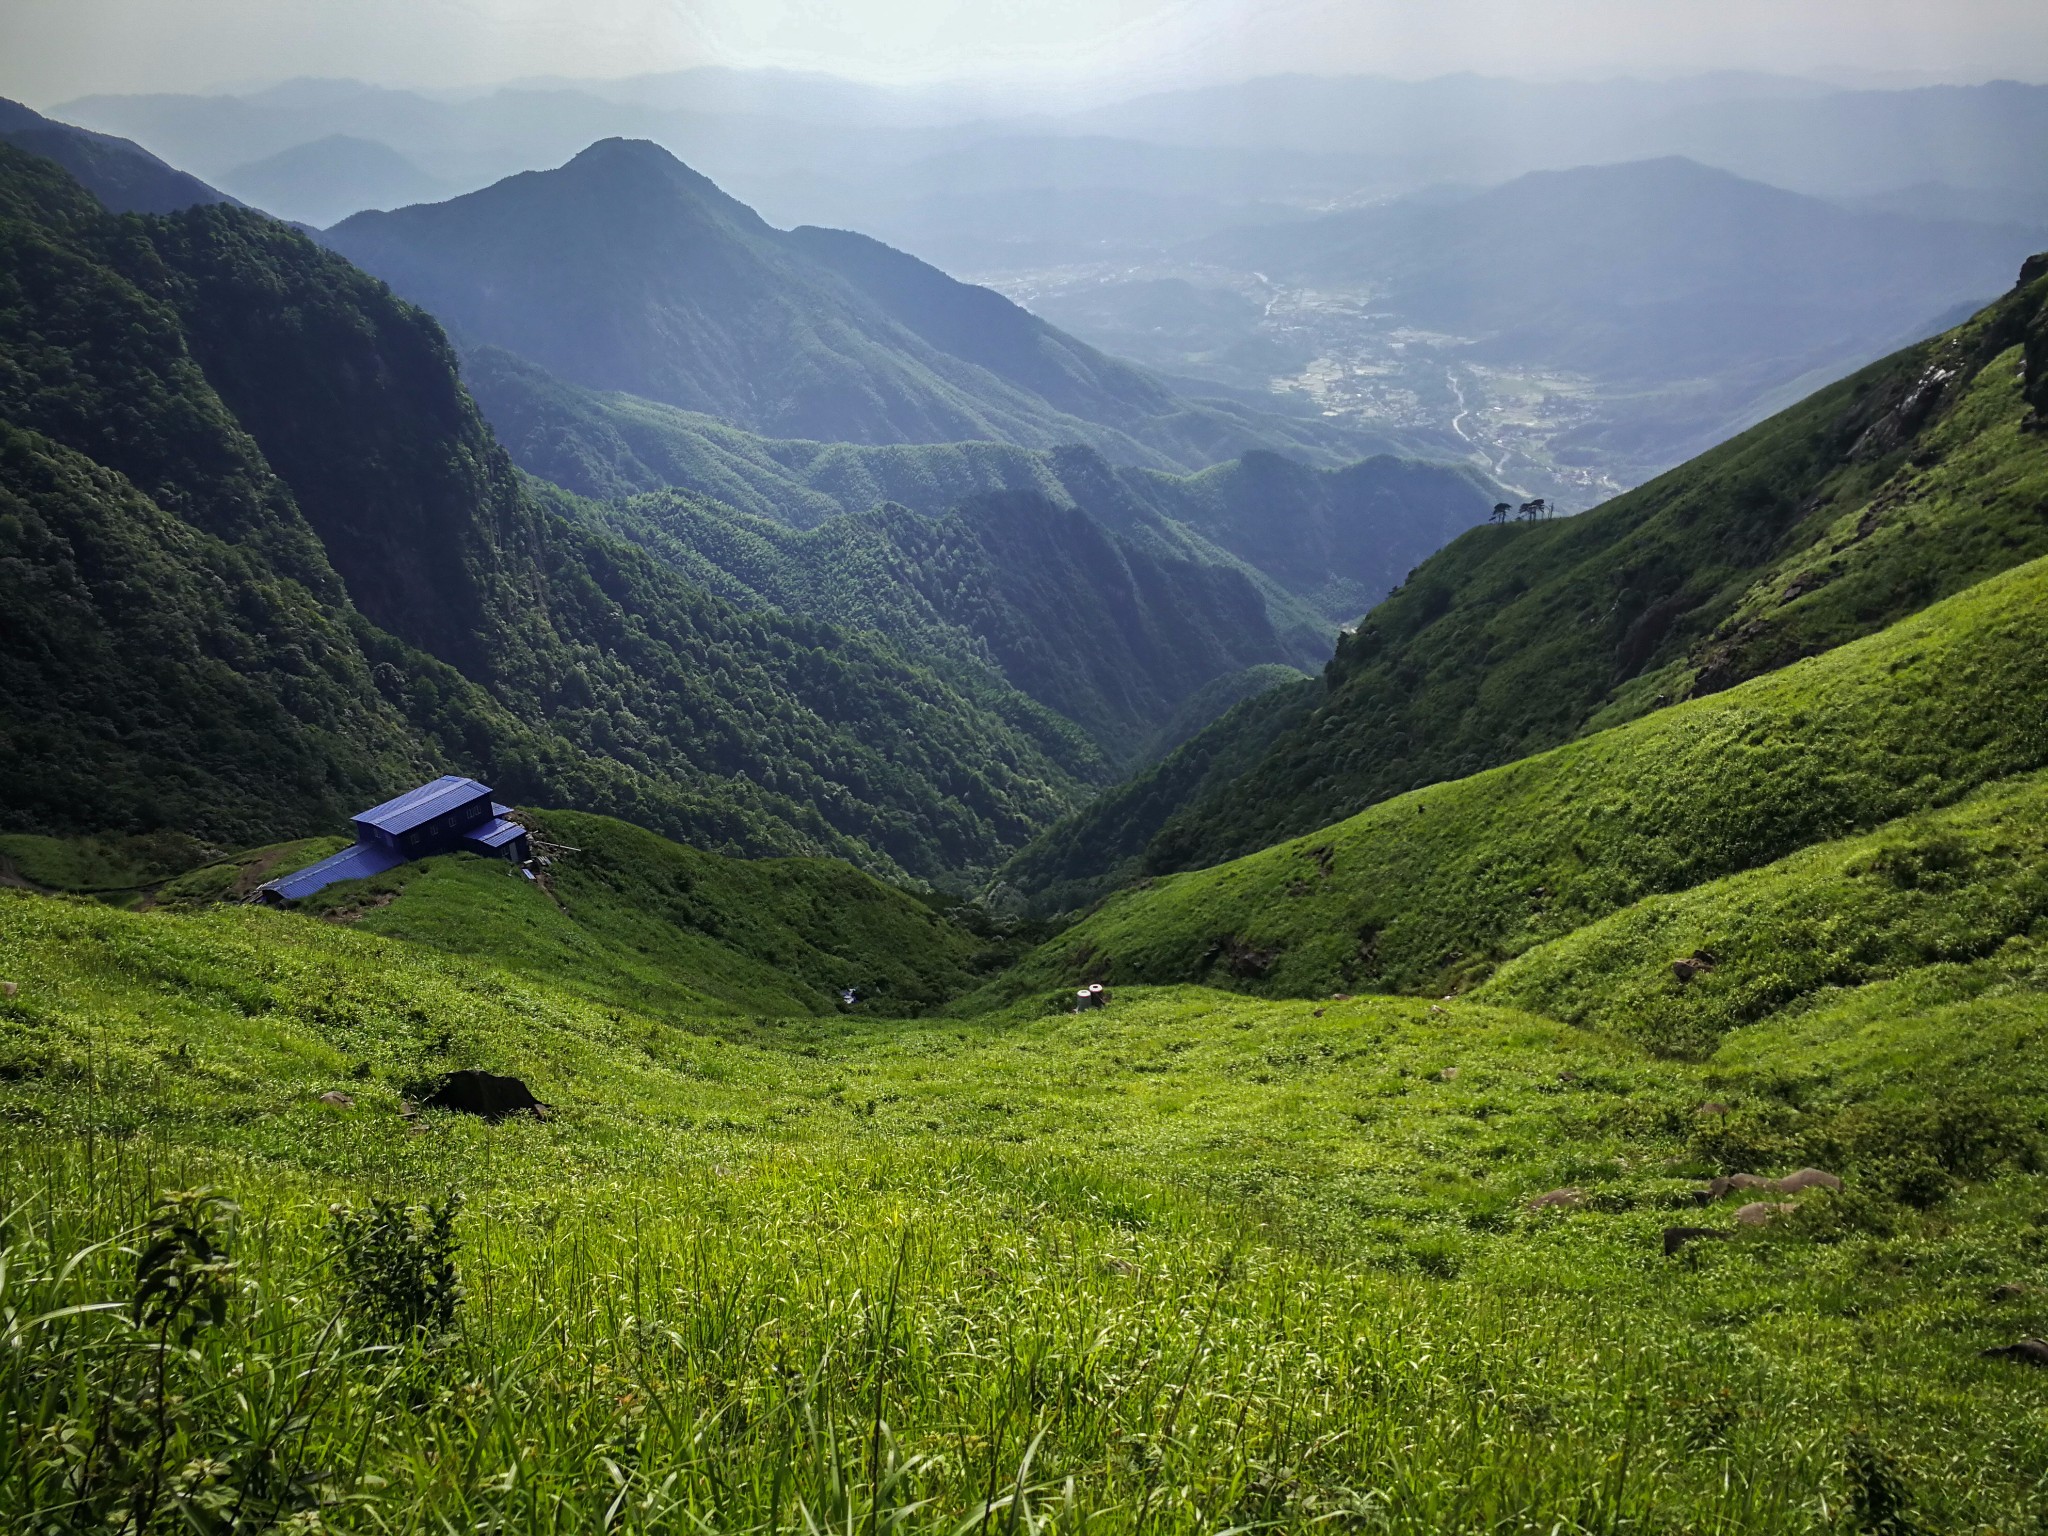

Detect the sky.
[{"left": 4, "top": 0, "right": 2048, "bottom": 106}]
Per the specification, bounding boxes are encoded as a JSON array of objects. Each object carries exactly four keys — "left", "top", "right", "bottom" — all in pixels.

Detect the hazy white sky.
[{"left": 5, "top": 0, "right": 2047, "bottom": 105}]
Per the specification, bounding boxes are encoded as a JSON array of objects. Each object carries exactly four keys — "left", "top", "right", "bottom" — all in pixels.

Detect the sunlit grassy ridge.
[
  {"left": 1473, "top": 769, "right": 2048, "bottom": 1056},
  {"left": 4, "top": 863, "right": 2048, "bottom": 1529},
  {"left": 1008, "top": 262, "right": 2048, "bottom": 897},
  {"left": 981, "top": 553, "right": 2048, "bottom": 1006}
]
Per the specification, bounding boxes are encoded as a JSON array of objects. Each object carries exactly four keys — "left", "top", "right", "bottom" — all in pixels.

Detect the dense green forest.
[
  {"left": 0, "top": 143, "right": 1127, "bottom": 880},
  {"left": 1007, "top": 256, "right": 2048, "bottom": 899},
  {"left": 469, "top": 341, "right": 1498, "bottom": 624},
  {"left": 554, "top": 485, "right": 1317, "bottom": 763}
]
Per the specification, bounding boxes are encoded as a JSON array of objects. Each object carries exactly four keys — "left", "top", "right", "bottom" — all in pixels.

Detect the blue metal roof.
[
  {"left": 462, "top": 817, "right": 528, "bottom": 850},
  {"left": 354, "top": 775, "right": 493, "bottom": 836},
  {"left": 267, "top": 840, "right": 407, "bottom": 901}
]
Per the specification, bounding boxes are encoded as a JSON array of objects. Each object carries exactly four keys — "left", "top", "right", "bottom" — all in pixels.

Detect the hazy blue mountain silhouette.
[{"left": 323, "top": 139, "right": 1364, "bottom": 469}]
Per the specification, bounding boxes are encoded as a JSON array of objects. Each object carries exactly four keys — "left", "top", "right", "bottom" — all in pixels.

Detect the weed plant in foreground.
[{"left": 3, "top": 884, "right": 2048, "bottom": 1529}]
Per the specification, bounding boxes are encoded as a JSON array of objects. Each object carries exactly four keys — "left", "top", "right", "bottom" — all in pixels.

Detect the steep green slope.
[
  {"left": 0, "top": 421, "right": 433, "bottom": 843},
  {"left": 0, "top": 143, "right": 1100, "bottom": 879},
  {"left": 1022, "top": 254, "right": 2048, "bottom": 891},
  {"left": 1473, "top": 769, "right": 2048, "bottom": 1058},
  {"left": 324, "top": 139, "right": 1365, "bottom": 473},
  {"left": 978, "top": 555, "right": 2048, "bottom": 1004},
  {"left": 567, "top": 487, "right": 1319, "bottom": 762},
  {"left": 467, "top": 344, "right": 1498, "bottom": 625}
]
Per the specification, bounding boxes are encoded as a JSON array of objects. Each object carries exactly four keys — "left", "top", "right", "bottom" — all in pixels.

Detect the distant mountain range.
[
  {"left": 51, "top": 73, "right": 2048, "bottom": 270},
  {"left": 216, "top": 135, "right": 454, "bottom": 227},
  {"left": 1053, "top": 74, "right": 2048, "bottom": 204},
  {"left": 322, "top": 139, "right": 1377, "bottom": 470},
  {"left": 1022, "top": 156, "right": 2045, "bottom": 492},
  {"left": 1195, "top": 158, "right": 2038, "bottom": 384}
]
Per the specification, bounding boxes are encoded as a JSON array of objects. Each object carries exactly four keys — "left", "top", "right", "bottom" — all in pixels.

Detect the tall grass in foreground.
[{"left": 1, "top": 1131, "right": 1994, "bottom": 1535}]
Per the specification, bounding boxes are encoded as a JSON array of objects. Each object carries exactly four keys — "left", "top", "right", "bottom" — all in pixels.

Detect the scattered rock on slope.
[{"left": 421, "top": 1069, "right": 550, "bottom": 1121}]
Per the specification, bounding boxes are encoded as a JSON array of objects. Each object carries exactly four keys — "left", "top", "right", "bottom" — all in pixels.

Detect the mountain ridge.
[
  {"left": 0, "top": 96, "right": 234, "bottom": 216},
  {"left": 463, "top": 341, "right": 1499, "bottom": 627},
  {"left": 322, "top": 138, "right": 1374, "bottom": 471}
]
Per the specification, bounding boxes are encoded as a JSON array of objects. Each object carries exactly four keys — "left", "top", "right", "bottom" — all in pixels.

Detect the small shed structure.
[{"left": 261, "top": 776, "right": 531, "bottom": 903}]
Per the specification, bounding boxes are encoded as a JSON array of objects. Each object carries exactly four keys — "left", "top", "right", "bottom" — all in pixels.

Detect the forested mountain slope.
[
  {"left": 1006, "top": 254, "right": 2048, "bottom": 895},
  {"left": 323, "top": 139, "right": 1369, "bottom": 471},
  {"left": 563, "top": 487, "right": 1319, "bottom": 763},
  {"left": 0, "top": 97, "right": 233, "bottom": 216},
  {"left": 982, "top": 553, "right": 2048, "bottom": 1005},
  {"left": 469, "top": 342, "right": 1499, "bottom": 624},
  {"left": 0, "top": 143, "right": 1104, "bottom": 880}
]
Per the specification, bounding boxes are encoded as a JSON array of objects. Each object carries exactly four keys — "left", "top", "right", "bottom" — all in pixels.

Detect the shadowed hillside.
[
  {"left": 0, "top": 142, "right": 1111, "bottom": 879},
  {"left": 468, "top": 342, "right": 1500, "bottom": 624}
]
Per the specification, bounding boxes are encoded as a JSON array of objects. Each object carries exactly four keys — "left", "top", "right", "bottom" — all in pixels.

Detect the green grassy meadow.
[{"left": 5, "top": 857, "right": 2048, "bottom": 1531}]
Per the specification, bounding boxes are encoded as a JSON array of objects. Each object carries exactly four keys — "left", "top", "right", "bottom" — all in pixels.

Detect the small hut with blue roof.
[{"left": 261, "top": 776, "right": 530, "bottom": 902}]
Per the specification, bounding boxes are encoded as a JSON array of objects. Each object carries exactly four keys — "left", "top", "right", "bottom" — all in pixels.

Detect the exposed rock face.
[
  {"left": 1774, "top": 1168, "right": 1842, "bottom": 1194},
  {"left": 1528, "top": 1188, "right": 1585, "bottom": 1211},
  {"left": 1671, "top": 950, "right": 1719, "bottom": 983},
  {"left": 422, "top": 1069, "right": 549, "bottom": 1121},
  {"left": 1735, "top": 1201, "right": 1798, "bottom": 1226},
  {"left": 1981, "top": 1338, "right": 2048, "bottom": 1367}
]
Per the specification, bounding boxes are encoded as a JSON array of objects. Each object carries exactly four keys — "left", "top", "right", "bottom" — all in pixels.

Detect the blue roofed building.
[{"left": 260, "top": 776, "right": 532, "bottom": 902}]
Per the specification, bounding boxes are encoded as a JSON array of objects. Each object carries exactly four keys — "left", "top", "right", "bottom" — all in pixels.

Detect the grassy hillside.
[
  {"left": 0, "top": 142, "right": 1122, "bottom": 881},
  {"left": 3, "top": 853, "right": 2047, "bottom": 1527},
  {"left": 1016, "top": 253, "right": 2048, "bottom": 893},
  {"left": 981, "top": 553, "right": 2048, "bottom": 1004},
  {"left": 318, "top": 809, "right": 997, "bottom": 1017},
  {"left": 1474, "top": 769, "right": 2048, "bottom": 1058}
]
